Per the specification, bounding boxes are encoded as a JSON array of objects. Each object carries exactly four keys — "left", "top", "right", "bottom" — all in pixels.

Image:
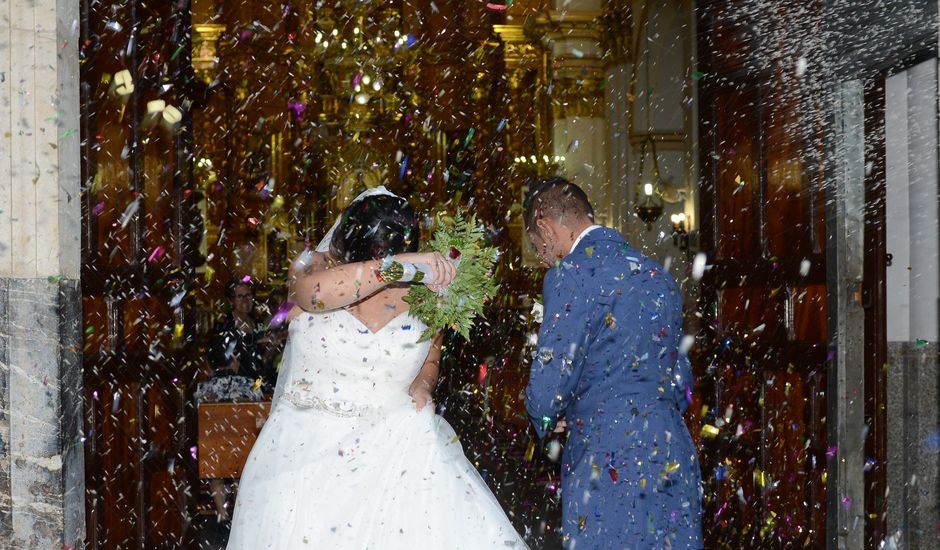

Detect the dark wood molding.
[{"left": 861, "top": 67, "right": 889, "bottom": 550}]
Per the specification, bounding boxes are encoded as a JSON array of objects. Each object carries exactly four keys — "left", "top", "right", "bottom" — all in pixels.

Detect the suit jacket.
[{"left": 526, "top": 227, "right": 702, "bottom": 549}]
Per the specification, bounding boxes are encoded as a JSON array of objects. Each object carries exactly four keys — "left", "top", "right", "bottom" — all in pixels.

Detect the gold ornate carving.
[
  {"left": 503, "top": 42, "right": 541, "bottom": 64},
  {"left": 323, "top": 140, "right": 389, "bottom": 219},
  {"left": 551, "top": 74, "right": 606, "bottom": 119},
  {"left": 600, "top": 0, "right": 633, "bottom": 64},
  {"left": 193, "top": 24, "right": 225, "bottom": 84},
  {"left": 493, "top": 25, "right": 543, "bottom": 68}
]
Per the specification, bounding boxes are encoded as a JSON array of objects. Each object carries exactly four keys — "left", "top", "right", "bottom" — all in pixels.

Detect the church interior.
[{"left": 24, "top": 0, "right": 932, "bottom": 548}]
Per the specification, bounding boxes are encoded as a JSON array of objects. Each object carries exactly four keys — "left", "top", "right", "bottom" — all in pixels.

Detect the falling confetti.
[{"left": 62, "top": 2, "right": 938, "bottom": 549}]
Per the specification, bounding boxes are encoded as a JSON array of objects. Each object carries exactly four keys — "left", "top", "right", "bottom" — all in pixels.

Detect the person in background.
[
  {"left": 196, "top": 279, "right": 285, "bottom": 522},
  {"left": 206, "top": 281, "right": 282, "bottom": 392}
]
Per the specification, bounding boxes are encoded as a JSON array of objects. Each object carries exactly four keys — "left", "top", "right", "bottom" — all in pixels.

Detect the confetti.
[{"left": 701, "top": 424, "right": 720, "bottom": 438}]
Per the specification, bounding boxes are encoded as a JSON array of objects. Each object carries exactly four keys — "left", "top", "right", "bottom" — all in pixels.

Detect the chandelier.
[{"left": 305, "top": 2, "right": 418, "bottom": 132}]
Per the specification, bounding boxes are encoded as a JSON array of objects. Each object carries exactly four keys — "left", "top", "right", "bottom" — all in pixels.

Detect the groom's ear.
[{"left": 534, "top": 217, "right": 551, "bottom": 238}]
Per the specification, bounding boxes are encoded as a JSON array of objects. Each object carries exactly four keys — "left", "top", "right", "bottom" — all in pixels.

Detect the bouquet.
[{"left": 403, "top": 213, "right": 500, "bottom": 342}]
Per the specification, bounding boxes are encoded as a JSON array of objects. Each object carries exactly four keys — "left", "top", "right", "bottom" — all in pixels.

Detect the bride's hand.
[
  {"left": 394, "top": 252, "right": 456, "bottom": 289},
  {"left": 408, "top": 383, "right": 434, "bottom": 412}
]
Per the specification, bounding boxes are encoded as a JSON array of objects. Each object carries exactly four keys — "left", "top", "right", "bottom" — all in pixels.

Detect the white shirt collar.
[{"left": 570, "top": 225, "right": 602, "bottom": 255}]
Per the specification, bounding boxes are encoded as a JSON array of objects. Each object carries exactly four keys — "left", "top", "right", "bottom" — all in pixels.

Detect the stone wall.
[
  {"left": 0, "top": 0, "right": 84, "bottom": 542},
  {"left": 0, "top": 279, "right": 83, "bottom": 548},
  {"left": 887, "top": 342, "right": 940, "bottom": 549}
]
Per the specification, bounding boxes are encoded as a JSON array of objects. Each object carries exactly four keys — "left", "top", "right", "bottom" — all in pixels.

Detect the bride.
[{"left": 226, "top": 187, "right": 527, "bottom": 549}]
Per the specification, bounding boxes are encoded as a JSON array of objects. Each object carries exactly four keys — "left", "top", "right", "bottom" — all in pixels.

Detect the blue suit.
[{"left": 526, "top": 227, "right": 702, "bottom": 549}]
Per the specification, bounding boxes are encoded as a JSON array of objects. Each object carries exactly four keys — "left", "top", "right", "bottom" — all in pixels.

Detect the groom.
[{"left": 524, "top": 177, "right": 702, "bottom": 549}]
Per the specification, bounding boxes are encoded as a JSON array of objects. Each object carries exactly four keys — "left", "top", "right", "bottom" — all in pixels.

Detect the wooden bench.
[{"left": 197, "top": 401, "right": 271, "bottom": 479}]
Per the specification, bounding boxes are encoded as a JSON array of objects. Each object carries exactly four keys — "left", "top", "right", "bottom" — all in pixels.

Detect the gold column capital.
[
  {"left": 493, "top": 24, "right": 545, "bottom": 68},
  {"left": 516, "top": 11, "right": 608, "bottom": 118},
  {"left": 551, "top": 73, "right": 606, "bottom": 119},
  {"left": 193, "top": 24, "right": 225, "bottom": 84}
]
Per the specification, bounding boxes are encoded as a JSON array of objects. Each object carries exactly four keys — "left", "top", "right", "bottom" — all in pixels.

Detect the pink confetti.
[
  {"left": 485, "top": 3, "right": 507, "bottom": 11},
  {"left": 147, "top": 246, "right": 165, "bottom": 263},
  {"left": 287, "top": 100, "right": 306, "bottom": 122},
  {"left": 269, "top": 301, "right": 295, "bottom": 328}
]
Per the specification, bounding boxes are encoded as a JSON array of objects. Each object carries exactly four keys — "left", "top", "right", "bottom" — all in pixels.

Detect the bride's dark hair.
[{"left": 330, "top": 194, "right": 420, "bottom": 263}]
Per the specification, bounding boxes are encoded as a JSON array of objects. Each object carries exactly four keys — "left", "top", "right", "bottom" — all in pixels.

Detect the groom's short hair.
[{"left": 523, "top": 177, "right": 595, "bottom": 231}]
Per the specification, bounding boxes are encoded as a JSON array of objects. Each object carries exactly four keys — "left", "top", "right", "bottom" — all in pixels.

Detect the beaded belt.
[{"left": 282, "top": 381, "right": 374, "bottom": 417}]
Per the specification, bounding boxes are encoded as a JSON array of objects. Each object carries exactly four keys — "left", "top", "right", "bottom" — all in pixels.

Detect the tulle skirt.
[{"left": 226, "top": 395, "right": 528, "bottom": 549}]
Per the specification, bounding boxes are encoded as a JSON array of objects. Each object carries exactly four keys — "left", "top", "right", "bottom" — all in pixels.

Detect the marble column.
[
  {"left": 545, "top": 3, "right": 611, "bottom": 225},
  {"left": 622, "top": 1, "right": 697, "bottom": 260},
  {"left": 601, "top": 0, "right": 632, "bottom": 235},
  {"left": 600, "top": 0, "right": 698, "bottom": 291},
  {"left": 0, "top": 0, "right": 85, "bottom": 545}
]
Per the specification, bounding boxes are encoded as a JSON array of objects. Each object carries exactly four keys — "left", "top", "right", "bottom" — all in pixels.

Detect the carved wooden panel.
[{"left": 697, "top": 1, "right": 829, "bottom": 547}]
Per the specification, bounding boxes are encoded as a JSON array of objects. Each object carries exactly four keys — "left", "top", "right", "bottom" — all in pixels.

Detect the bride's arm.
[
  {"left": 289, "top": 252, "right": 386, "bottom": 312},
  {"left": 290, "top": 251, "right": 456, "bottom": 313},
  {"left": 409, "top": 332, "right": 444, "bottom": 411}
]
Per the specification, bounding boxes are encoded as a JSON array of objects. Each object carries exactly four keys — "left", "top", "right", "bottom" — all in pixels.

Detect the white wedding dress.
[{"left": 226, "top": 308, "right": 527, "bottom": 549}]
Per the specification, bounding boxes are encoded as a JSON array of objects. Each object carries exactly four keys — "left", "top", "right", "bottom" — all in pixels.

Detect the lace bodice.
[{"left": 274, "top": 309, "right": 432, "bottom": 413}]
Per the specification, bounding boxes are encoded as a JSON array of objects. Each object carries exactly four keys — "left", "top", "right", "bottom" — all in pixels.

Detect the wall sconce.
[{"left": 670, "top": 212, "right": 689, "bottom": 249}]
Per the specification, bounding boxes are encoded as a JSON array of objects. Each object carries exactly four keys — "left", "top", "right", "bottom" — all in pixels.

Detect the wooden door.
[
  {"left": 80, "top": 0, "right": 202, "bottom": 546},
  {"left": 696, "top": 1, "right": 829, "bottom": 547}
]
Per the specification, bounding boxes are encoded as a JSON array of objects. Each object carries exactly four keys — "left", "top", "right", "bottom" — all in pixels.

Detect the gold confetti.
[
  {"left": 524, "top": 440, "right": 535, "bottom": 462},
  {"left": 604, "top": 312, "right": 616, "bottom": 328},
  {"left": 754, "top": 468, "right": 769, "bottom": 488},
  {"left": 585, "top": 246, "right": 594, "bottom": 258},
  {"left": 701, "top": 424, "right": 720, "bottom": 438},
  {"left": 251, "top": 378, "right": 262, "bottom": 392}
]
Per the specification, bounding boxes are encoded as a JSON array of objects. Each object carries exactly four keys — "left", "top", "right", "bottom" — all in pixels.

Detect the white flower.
[{"left": 530, "top": 302, "right": 544, "bottom": 324}]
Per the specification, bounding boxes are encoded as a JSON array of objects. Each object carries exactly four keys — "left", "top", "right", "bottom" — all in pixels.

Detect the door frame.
[{"left": 861, "top": 47, "right": 937, "bottom": 549}]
